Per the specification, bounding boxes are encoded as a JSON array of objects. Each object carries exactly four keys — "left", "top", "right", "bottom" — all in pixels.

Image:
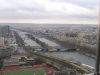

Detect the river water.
[{"left": 43, "top": 52, "right": 96, "bottom": 67}]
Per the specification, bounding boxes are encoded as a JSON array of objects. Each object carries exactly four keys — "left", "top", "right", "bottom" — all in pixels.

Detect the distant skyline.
[{"left": 0, "top": 0, "right": 99, "bottom": 24}]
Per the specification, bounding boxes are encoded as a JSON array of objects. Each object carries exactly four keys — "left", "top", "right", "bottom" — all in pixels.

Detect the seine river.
[{"left": 43, "top": 52, "right": 96, "bottom": 67}]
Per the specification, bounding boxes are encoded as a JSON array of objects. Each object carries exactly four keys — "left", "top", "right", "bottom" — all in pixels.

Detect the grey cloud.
[
  {"left": 0, "top": 0, "right": 98, "bottom": 20},
  {"left": 50, "top": 0, "right": 99, "bottom": 9},
  {"left": 71, "top": 14, "right": 98, "bottom": 20},
  {"left": 20, "top": 6, "right": 45, "bottom": 12}
]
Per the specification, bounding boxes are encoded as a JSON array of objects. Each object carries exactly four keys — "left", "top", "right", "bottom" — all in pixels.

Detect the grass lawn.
[{"left": 3, "top": 68, "right": 45, "bottom": 75}]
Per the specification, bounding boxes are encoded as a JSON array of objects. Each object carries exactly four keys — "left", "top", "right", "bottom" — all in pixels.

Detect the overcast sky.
[{"left": 0, "top": 0, "right": 99, "bottom": 24}]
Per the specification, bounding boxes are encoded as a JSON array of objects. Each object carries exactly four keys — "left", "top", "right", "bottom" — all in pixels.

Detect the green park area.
[{"left": 3, "top": 68, "right": 45, "bottom": 75}]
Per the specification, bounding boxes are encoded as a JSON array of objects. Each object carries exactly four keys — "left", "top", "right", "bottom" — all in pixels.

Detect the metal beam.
[{"left": 95, "top": 1, "right": 100, "bottom": 75}]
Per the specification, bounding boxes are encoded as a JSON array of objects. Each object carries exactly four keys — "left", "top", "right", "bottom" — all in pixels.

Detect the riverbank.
[
  {"left": 43, "top": 52, "right": 96, "bottom": 67},
  {"left": 78, "top": 51, "right": 96, "bottom": 59}
]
